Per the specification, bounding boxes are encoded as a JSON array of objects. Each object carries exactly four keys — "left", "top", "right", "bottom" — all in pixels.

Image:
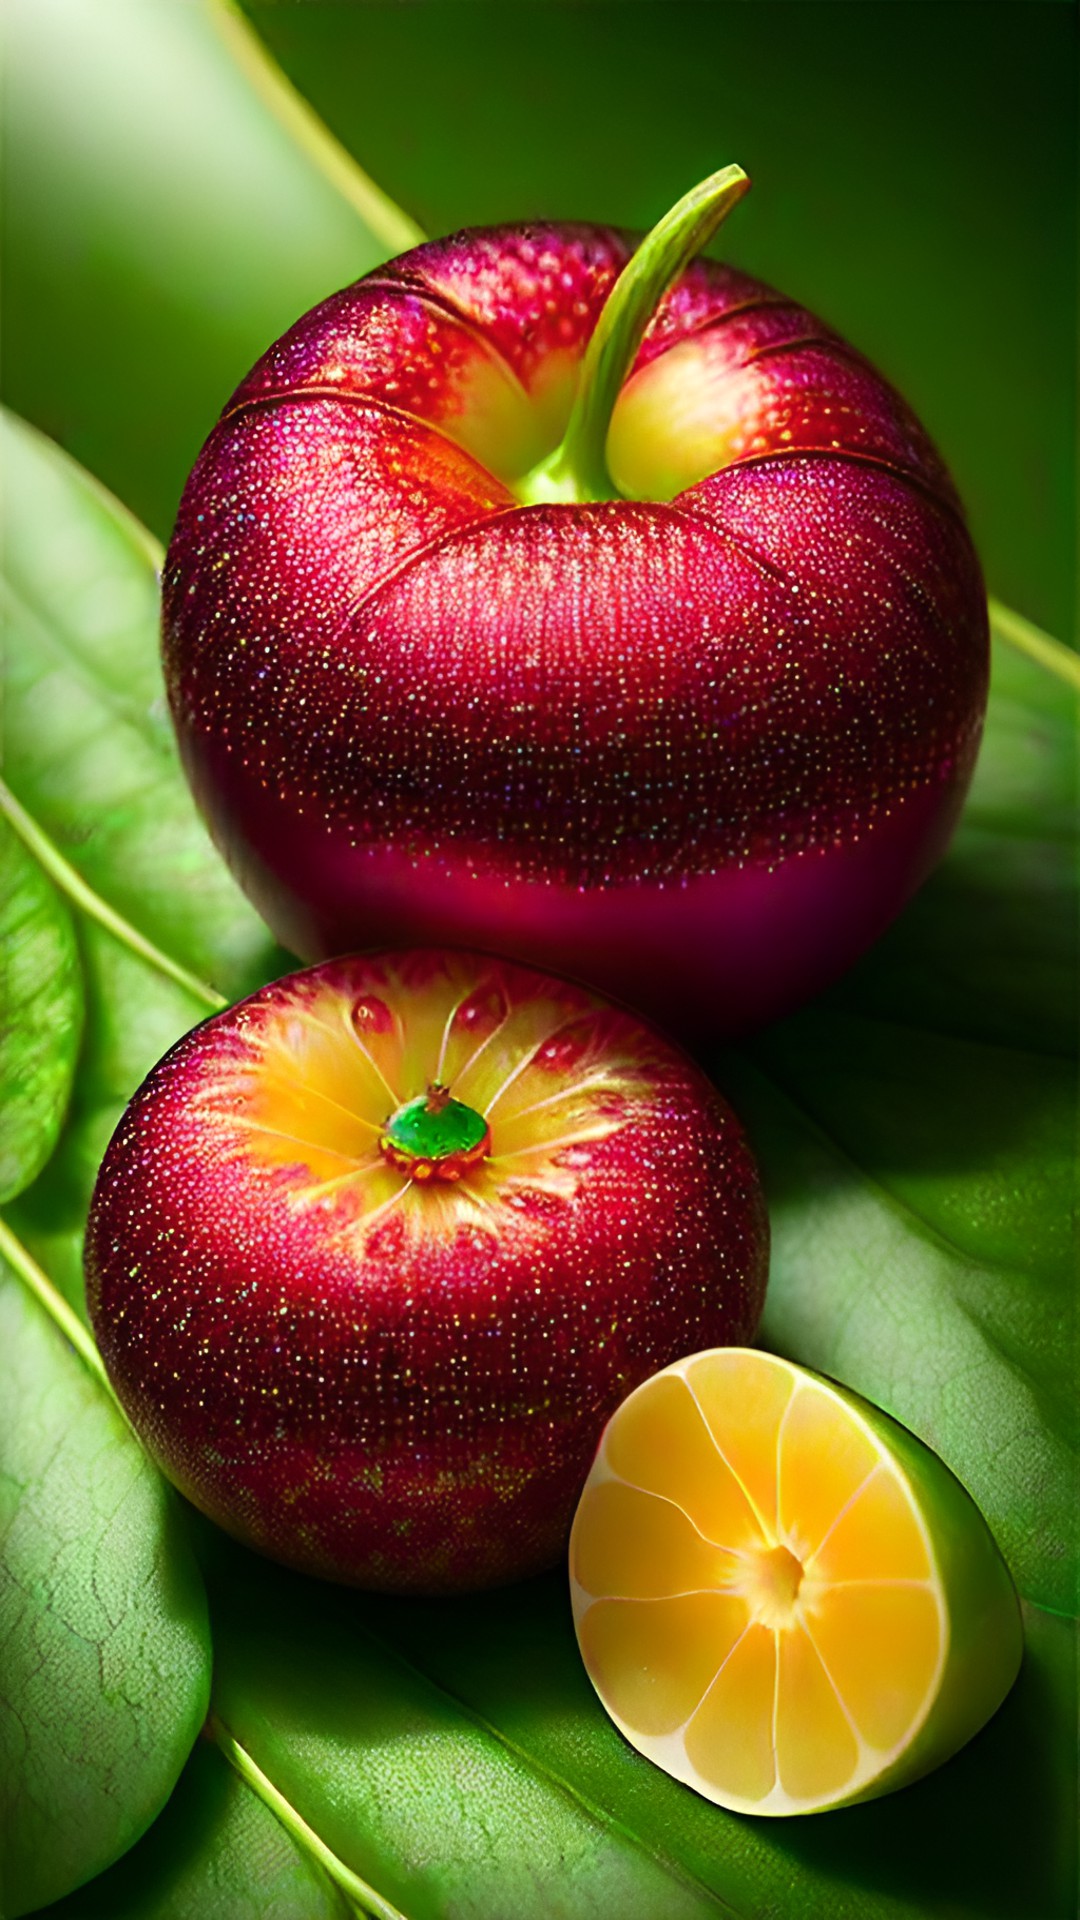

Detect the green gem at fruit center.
[{"left": 380, "top": 1085, "right": 490, "bottom": 1179}]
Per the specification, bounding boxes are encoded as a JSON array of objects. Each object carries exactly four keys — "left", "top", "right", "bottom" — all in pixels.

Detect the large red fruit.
[
  {"left": 162, "top": 171, "right": 988, "bottom": 1034},
  {"left": 84, "top": 950, "right": 768, "bottom": 1593}
]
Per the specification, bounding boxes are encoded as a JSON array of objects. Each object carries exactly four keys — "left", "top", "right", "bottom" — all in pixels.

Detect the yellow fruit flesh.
[
  {"left": 607, "top": 333, "right": 778, "bottom": 502},
  {"left": 571, "top": 1350, "right": 946, "bottom": 1814},
  {"left": 201, "top": 957, "right": 658, "bottom": 1242}
]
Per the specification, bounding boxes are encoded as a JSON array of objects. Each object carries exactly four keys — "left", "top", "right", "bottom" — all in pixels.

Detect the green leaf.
[
  {"left": 0, "top": 1236, "right": 211, "bottom": 1917},
  {"left": 38, "top": 1741, "right": 354, "bottom": 1920},
  {"left": 2, "top": 409, "right": 1074, "bottom": 1916},
  {"left": 9, "top": 925, "right": 225, "bottom": 1324},
  {"left": 2, "top": 0, "right": 421, "bottom": 542},
  {"left": 0, "top": 815, "right": 82, "bottom": 1203}
]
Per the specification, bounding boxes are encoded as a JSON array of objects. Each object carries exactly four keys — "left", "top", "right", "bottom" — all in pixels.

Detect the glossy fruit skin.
[
  {"left": 162, "top": 225, "right": 989, "bottom": 1034},
  {"left": 84, "top": 950, "right": 768, "bottom": 1593}
]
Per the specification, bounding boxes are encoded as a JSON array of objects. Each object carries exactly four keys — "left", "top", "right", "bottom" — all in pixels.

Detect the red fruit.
[
  {"left": 162, "top": 174, "right": 988, "bottom": 1034},
  {"left": 84, "top": 950, "right": 768, "bottom": 1593}
]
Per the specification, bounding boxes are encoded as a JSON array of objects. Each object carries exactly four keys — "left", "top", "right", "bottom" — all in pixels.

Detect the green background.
[
  {"left": 1, "top": 5, "right": 1076, "bottom": 1916},
  {"left": 3, "top": 0, "right": 1075, "bottom": 641}
]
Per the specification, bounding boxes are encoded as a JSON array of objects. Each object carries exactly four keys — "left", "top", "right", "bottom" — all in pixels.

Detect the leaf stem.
[
  {"left": 0, "top": 1213, "right": 114, "bottom": 1397},
  {"left": 0, "top": 778, "right": 226, "bottom": 1013},
  {"left": 989, "top": 597, "right": 1080, "bottom": 691},
  {"left": 209, "top": 0, "right": 425, "bottom": 255},
  {"left": 519, "top": 165, "right": 749, "bottom": 505},
  {"left": 206, "top": 1713, "right": 410, "bottom": 1920}
]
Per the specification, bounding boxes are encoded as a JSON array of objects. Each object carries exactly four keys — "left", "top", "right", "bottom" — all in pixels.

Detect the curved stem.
[{"left": 520, "top": 165, "right": 749, "bottom": 505}]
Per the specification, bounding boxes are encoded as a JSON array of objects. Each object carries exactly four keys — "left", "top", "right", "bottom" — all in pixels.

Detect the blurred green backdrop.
[{"left": 3, "top": 0, "right": 1075, "bottom": 640}]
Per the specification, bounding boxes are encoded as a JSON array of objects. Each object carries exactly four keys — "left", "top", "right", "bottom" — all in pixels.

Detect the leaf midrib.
[
  {"left": 0, "top": 573, "right": 168, "bottom": 756},
  {"left": 0, "top": 778, "right": 224, "bottom": 1012}
]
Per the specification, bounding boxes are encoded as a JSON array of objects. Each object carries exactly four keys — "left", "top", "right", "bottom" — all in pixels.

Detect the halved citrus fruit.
[{"left": 569, "top": 1348, "right": 1022, "bottom": 1814}]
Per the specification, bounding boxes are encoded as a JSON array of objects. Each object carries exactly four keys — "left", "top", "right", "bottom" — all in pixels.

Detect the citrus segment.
[
  {"left": 811, "top": 1465, "right": 932, "bottom": 1584},
  {"left": 578, "top": 1593, "right": 747, "bottom": 1736},
  {"left": 775, "top": 1626, "right": 858, "bottom": 1801},
  {"left": 570, "top": 1348, "right": 1023, "bottom": 1815},
  {"left": 572, "top": 1482, "right": 734, "bottom": 1600},
  {"left": 807, "top": 1585, "right": 942, "bottom": 1751},
  {"left": 684, "top": 1348, "right": 794, "bottom": 1534},
  {"left": 777, "top": 1386, "right": 879, "bottom": 1559},
  {"left": 604, "top": 1372, "right": 765, "bottom": 1552},
  {"left": 683, "top": 1625, "right": 776, "bottom": 1802}
]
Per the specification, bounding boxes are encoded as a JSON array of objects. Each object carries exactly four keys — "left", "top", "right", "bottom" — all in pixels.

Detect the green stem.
[
  {"left": 989, "top": 597, "right": 1080, "bottom": 690},
  {"left": 0, "top": 1214, "right": 114, "bottom": 1397},
  {"left": 207, "top": 1713, "right": 410, "bottom": 1920},
  {"left": 0, "top": 778, "right": 226, "bottom": 1013},
  {"left": 519, "top": 165, "right": 749, "bottom": 505}
]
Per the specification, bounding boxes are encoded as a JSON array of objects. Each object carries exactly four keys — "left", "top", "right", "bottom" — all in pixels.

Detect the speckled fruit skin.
[
  {"left": 84, "top": 950, "right": 768, "bottom": 1594},
  {"left": 162, "top": 224, "right": 989, "bottom": 1035}
]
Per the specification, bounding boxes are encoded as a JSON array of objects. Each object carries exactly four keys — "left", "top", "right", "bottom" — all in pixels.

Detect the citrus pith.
[{"left": 569, "top": 1348, "right": 1022, "bottom": 1814}]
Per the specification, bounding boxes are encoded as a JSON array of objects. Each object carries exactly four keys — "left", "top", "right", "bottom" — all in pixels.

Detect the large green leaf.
[
  {"left": 6, "top": 413, "right": 1074, "bottom": 1918},
  {"left": 0, "top": 1244, "right": 211, "bottom": 1918},
  {"left": 2, "top": 0, "right": 421, "bottom": 542},
  {"left": 203, "top": 1543, "right": 718, "bottom": 1920},
  {"left": 0, "top": 408, "right": 282, "bottom": 1003},
  {"left": 7, "top": 923, "right": 229, "bottom": 1323}
]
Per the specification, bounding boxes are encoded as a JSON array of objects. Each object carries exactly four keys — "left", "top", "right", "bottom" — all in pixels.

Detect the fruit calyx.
[
  {"left": 517, "top": 163, "right": 749, "bottom": 508},
  {"left": 379, "top": 1083, "right": 491, "bottom": 1183}
]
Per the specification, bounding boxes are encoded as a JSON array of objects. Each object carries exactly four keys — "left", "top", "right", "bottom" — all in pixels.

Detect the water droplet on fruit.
[
  {"left": 534, "top": 1015, "right": 597, "bottom": 1076},
  {"left": 350, "top": 993, "right": 394, "bottom": 1037}
]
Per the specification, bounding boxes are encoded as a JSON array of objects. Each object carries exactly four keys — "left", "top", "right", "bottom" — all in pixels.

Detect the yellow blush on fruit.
[{"left": 569, "top": 1348, "right": 1023, "bottom": 1815}]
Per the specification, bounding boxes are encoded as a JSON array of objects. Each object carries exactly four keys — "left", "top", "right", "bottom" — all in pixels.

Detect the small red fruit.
[
  {"left": 85, "top": 950, "right": 768, "bottom": 1593},
  {"left": 162, "top": 170, "right": 988, "bottom": 1034}
]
